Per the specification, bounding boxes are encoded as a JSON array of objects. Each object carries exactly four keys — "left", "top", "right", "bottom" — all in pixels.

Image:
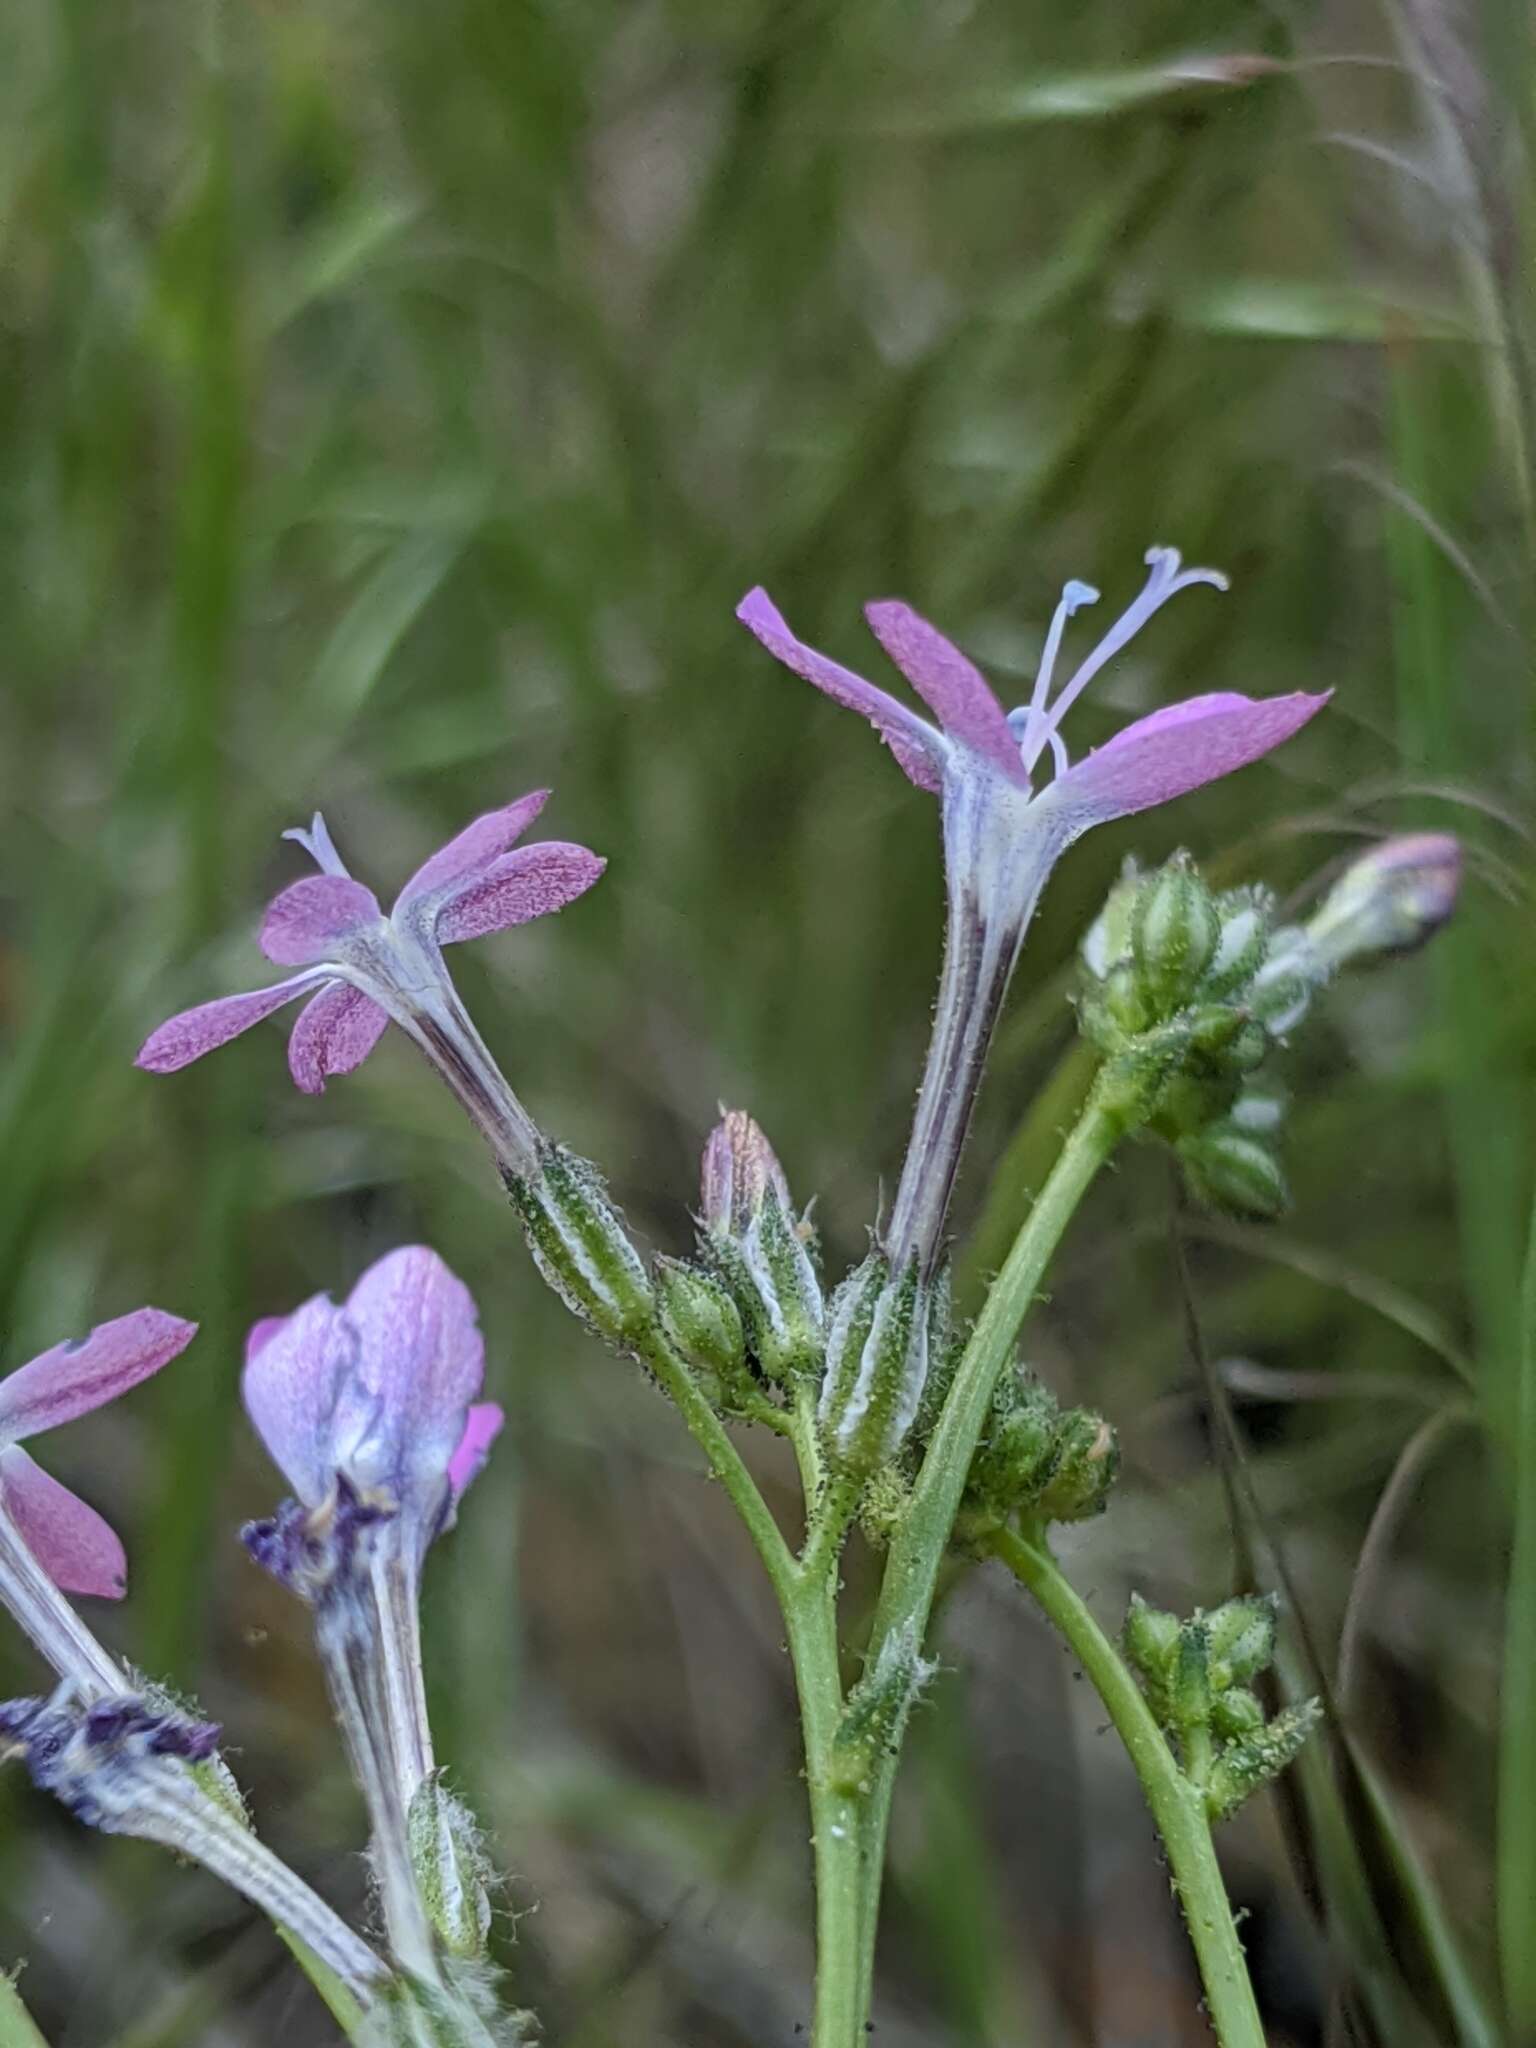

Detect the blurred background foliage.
[{"left": 0, "top": 0, "right": 1531, "bottom": 2042}]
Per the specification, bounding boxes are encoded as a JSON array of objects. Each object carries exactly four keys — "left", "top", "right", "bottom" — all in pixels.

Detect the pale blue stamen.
[
  {"left": 1025, "top": 546, "right": 1228, "bottom": 766},
  {"left": 1012, "top": 578, "right": 1099, "bottom": 772},
  {"left": 283, "top": 812, "right": 350, "bottom": 878}
]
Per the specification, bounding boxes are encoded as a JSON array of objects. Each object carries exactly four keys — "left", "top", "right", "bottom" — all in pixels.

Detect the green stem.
[
  {"left": 0, "top": 1973, "right": 49, "bottom": 2048},
  {"left": 1498, "top": 1194, "right": 1536, "bottom": 2043},
  {"left": 628, "top": 1320, "right": 799, "bottom": 1608},
  {"left": 989, "top": 1525, "right": 1266, "bottom": 2048},
  {"left": 783, "top": 1562, "right": 866, "bottom": 2048},
  {"left": 852, "top": 1088, "right": 1122, "bottom": 2012}
]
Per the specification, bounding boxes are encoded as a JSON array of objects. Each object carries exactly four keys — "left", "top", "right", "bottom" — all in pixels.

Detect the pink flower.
[
  {"left": 242, "top": 1246, "right": 501, "bottom": 1564},
  {"left": 738, "top": 549, "right": 1329, "bottom": 1272},
  {"left": 0, "top": 1309, "right": 197, "bottom": 1598},
  {"left": 137, "top": 792, "right": 605, "bottom": 1176}
]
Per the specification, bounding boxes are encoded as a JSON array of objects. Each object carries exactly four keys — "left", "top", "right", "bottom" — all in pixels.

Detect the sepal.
[
  {"left": 508, "top": 1144, "right": 652, "bottom": 1343},
  {"left": 408, "top": 1772, "right": 495, "bottom": 1960},
  {"left": 828, "top": 1622, "right": 937, "bottom": 1798}
]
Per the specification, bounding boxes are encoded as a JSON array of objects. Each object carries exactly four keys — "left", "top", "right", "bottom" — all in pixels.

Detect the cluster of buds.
[
  {"left": 1077, "top": 837, "right": 1464, "bottom": 1220},
  {"left": 1076, "top": 851, "right": 1309, "bottom": 1216},
  {"left": 1122, "top": 1590, "right": 1322, "bottom": 1821},
  {"left": 956, "top": 1368, "right": 1118, "bottom": 1541}
]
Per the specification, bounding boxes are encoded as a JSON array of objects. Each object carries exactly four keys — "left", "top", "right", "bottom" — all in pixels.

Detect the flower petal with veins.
[
  {"left": 863, "top": 601, "right": 1027, "bottom": 786},
  {"left": 260, "top": 875, "right": 383, "bottom": 966},
  {"left": 136, "top": 976, "right": 324, "bottom": 1073}
]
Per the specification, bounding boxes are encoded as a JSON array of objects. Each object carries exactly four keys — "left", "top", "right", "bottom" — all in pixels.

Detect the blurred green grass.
[{"left": 0, "top": 1, "right": 1531, "bottom": 2042}]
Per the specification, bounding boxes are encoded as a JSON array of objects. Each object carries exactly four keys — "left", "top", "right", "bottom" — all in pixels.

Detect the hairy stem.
[
  {"left": 989, "top": 1524, "right": 1266, "bottom": 2048},
  {"left": 855, "top": 1087, "right": 1122, "bottom": 2012}
]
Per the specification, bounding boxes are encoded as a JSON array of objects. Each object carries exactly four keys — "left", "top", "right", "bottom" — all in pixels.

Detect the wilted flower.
[
  {"left": 0, "top": 1689, "right": 389, "bottom": 2000},
  {"left": 0, "top": 1310, "right": 196, "bottom": 1694},
  {"left": 137, "top": 791, "right": 605, "bottom": 1177},
  {"left": 1305, "top": 832, "right": 1463, "bottom": 970},
  {"left": 241, "top": 1247, "right": 502, "bottom": 1981},
  {"left": 739, "top": 551, "right": 1327, "bottom": 1272}
]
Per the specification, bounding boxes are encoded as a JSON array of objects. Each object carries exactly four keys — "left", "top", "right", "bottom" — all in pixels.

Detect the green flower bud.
[
  {"left": 1123, "top": 1594, "right": 1181, "bottom": 1720},
  {"left": 1172, "top": 1616, "right": 1214, "bottom": 1735},
  {"left": 1177, "top": 1126, "right": 1289, "bottom": 1220},
  {"left": 1131, "top": 854, "right": 1221, "bottom": 1014},
  {"left": 1247, "top": 926, "right": 1317, "bottom": 1038},
  {"left": 819, "top": 1253, "right": 889, "bottom": 1434},
  {"left": 1206, "top": 1697, "right": 1323, "bottom": 1822},
  {"left": 1207, "top": 1593, "right": 1278, "bottom": 1687},
  {"left": 1204, "top": 887, "right": 1275, "bottom": 996},
  {"left": 1080, "top": 858, "right": 1144, "bottom": 981},
  {"left": 1034, "top": 1407, "right": 1118, "bottom": 1523},
  {"left": 824, "top": 1260, "right": 937, "bottom": 1474},
  {"left": 1211, "top": 1686, "right": 1266, "bottom": 1740},
  {"left": 654, "top": 1258, "right": 746, "bottom": 1380},
  {"left": 965, "top": 1371, "right": 1060, "bottom": 1522},
  {"left": 509, "top": 1144, "right": 653, "bottom": 1342},
  {"left": 407, "top": 1774, "right": 494, "bottom": 1959}
]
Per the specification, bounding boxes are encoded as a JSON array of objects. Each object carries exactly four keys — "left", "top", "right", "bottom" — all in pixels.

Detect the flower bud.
[
  {"left": 1203, "top": 888, "right": 1274, "bottom": 996},
  {"left": 1123, "top": 1593, "right": 1181, "bottom": 1715},
  {"left": 1306, "top": 833, "right": 1462, "bottom": 970},
  {"left": 964, "top": 1372, "right": 1059, "bottom": 1522},
  {"left": 509, "top": 1145, "right": 653, "bottom": 1343},
  {"left": 1206, "top": 1592, "right": 1278, "bottom": 1687},
  {"left": 1034, "top": 1407, "right": 1118, "bottom": 1523},
  {"left": 1177, "top": 1126, "right": 1289, "bottom": 1220},
  {"left": 654, "top": 1257, "right": 747, "bottom": 1389},
  {"left": 408, "top": 1773, "right": 494, "bottom": 1959},
  {"left": 1206, "top": 1697, "right": 1323, "bottom": 1822},
  {"left": 823, "top": 1260, "right": 945, "bottom": 1474},
  {"left": 1131, "top": 854, "right": 1221, "bottom": 1014},
  {"left": 1246, "top": 926, "right": 1316, "bottom": 1038},
  {"left": 1211, "top": 1686, "right": 1265, "bottom": 1740},
  {"left": 700, "top": 1111, "right": 822, "bottom": 1381},
  {"left": 1079, "top": 858, "right": 1143, "bottom": 980},
  {"left": 700, "top": 1108, "right": 792, "bottom": 1237}
]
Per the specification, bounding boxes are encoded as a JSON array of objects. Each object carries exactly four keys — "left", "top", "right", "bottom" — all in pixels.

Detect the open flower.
[
  {"left": 242, "top": 1246, "right": 501, "bottom": 1571},
  {"left": 241, "top": 1247, "right": 501, "bottom": 1978},
  {"left": 137, "top": 791, "right": 605, "bottom": 1177},
  {"left": 0, "top": 1309, "right": 197, "bottom": 1600},
  {"left": 738, "top": 550, "right": 1328, "bottom": 1271}
]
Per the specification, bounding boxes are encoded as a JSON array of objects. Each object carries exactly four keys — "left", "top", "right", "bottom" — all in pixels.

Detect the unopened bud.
[
  {"left": 1123, "top": 1594, "right": 1181, "bottom": 1716},
  {"left": 1207, "top": 1592, "right": 1278, "bottom": 1687},
  {"left": 1206, "top": 1697, "right": 1323, "bottom": 1822},
  {"left": 1177, "top": 1126, "right": 1289, "bottom": 1220},
  {"left": 509, "top": 1145, "right": 652, "bottom": 1342},
  {"left": 1211, "top": 1686, "right": 1265, "bottom": 1740},
  {"left": 1204, "top": 888, "right": 1274, "bottom": 996},
  {"left": 1079, "top": 859, "right": 1143, "bottom": 980},
  {"left": 700, "top": 1108, "right": 792, "bottom": 1236},
  {"left": 1306, "top": 833, "right": 1463, "bottom": 970},
  {"left": 965, "top": 1371, "right": 1059, "bottom": 1522},
  {"left": 654, "top": 1257, "right": 746, "bottom": 1388},
  {"left": 1247, "top": 927, "right": 1316, "bottom": 1038},
  {"left": 823, "top": 1260, "right": 943, "bottom": 1473},
  {"left": 701, "top": 1111, "right": 822, "bottom": 1380},
  {"left": 1131, "top": 854, "right": 1221, "bottom": 1013},
  {"left": 408, "top": 1774, "right": 494, "bottom": 1959},
  {"left": 1034, "top": 1407, "right": 1118, "bottom": 1523}
]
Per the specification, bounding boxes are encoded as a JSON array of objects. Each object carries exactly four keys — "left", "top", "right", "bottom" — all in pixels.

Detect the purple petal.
[
  {"left": 1046, "top": 690, "right": 1330, "bottom": 833},
  {"left": 395, "top": 791, "right": 552, "bottom": 908},
  {"left": 863, "top": 601, "right": 1028, "bottom": 786},
  {"left": 434, "top": 842, "right": 606, "bottom": 946},
  {"left": 287, "top": 983, "right": 390, "bottom": 1094},
  {"left": 448, "top": 1402, "right": 503, "bottom": 1502},
  {"left": 0, "top": 1447, "right": 127, "bottom": 1599},
  {"left": 0, "top": 1309, "right": 197, "bottom": 1444},
  {"left": 343, "top": 1249, "right": 485, "bottom": 1500},
  {"left": 245, "top": 1316, "right": 288, "bottom": 1364},
  {"left": 260, "top": 875, "right": 382, "bottom": 966},
  {"left": 736, "top": 588, "right": 946, "bottom": 794},
  {"left": 136, "top": 976, "right": 321, "bottom": 1074},
  {"left": 242, "top": 1294, "right": 355, "bottom": 1505}
]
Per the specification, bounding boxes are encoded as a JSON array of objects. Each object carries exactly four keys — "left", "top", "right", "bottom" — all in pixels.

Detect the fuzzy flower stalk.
[
  {"left": 242, "top": 1247, "right": 504, "bottom": 1982},
  {"left": 137, "top": 792, "right": 605, "bottom": 1178},
  {"left": 0, "top": 1312, "right": 388, "bottom": 2005},
  {"left": 739, "top": 550, "right": 1327, "bottom": 1285}
]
